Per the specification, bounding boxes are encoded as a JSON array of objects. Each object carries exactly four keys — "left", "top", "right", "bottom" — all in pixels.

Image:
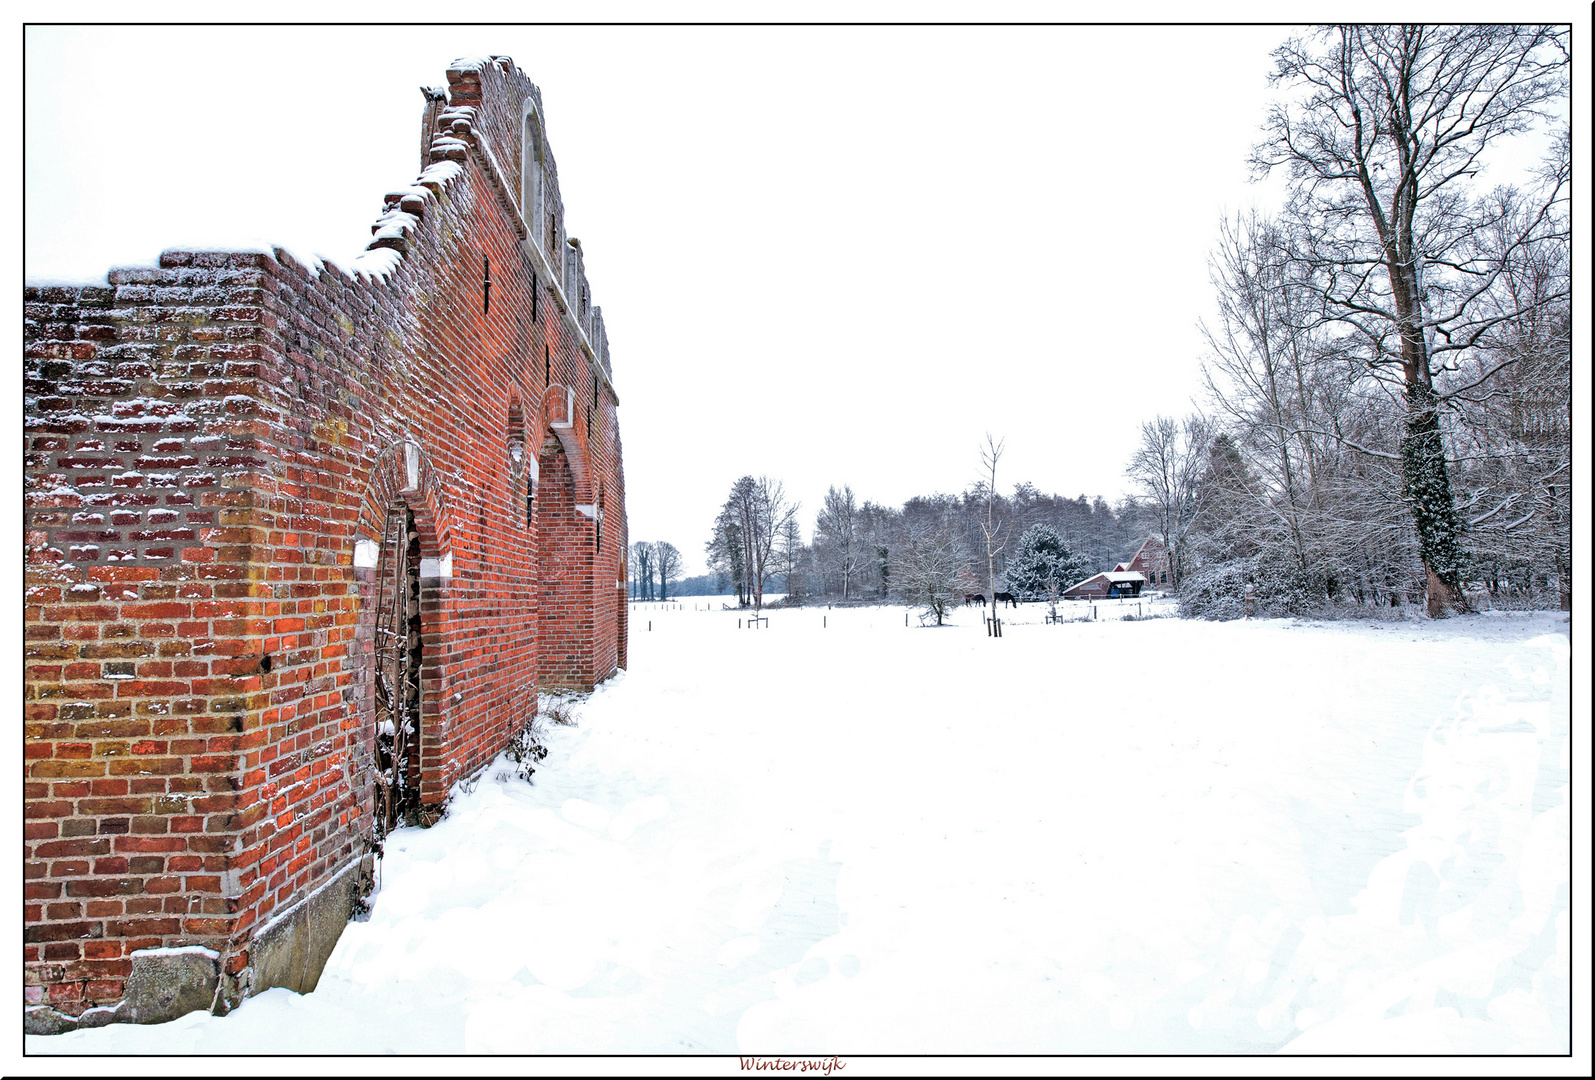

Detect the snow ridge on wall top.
[
  {"left": 348, "top": 157, "right": 466, "bottom": 282},
  {"left": 446, "top": 54, "right": 515, "bottom": 74}
]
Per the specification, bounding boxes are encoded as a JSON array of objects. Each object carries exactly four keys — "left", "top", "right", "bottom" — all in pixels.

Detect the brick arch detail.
[
  {"left": 351, "top": 438, "right": 456, "bottom": 806},
  {"left": 354, "top": 439, "right": 454, "bottom": 565},
  {"left": 540, "top": 382, "right": 592, "bottom": 504}
]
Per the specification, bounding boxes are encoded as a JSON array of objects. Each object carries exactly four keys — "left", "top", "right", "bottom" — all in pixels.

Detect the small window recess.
[
  {"left": 550, "top": 385, "right": 576, "bottom": 430},
  {"left": 507, "top": 402, "right": 528, "bottom": 529},
  {"left": 525, "top": 459, "right": 539, "bottom": 530}
]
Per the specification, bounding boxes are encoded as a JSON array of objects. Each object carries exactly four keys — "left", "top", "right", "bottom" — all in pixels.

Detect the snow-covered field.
[{"left": 28, "top": 599, "right": 1572, "bottom": 1056}]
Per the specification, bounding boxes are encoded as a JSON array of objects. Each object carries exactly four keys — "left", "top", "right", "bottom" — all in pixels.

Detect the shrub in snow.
[
  {"left": 1252, "top": 548, "right": 1332, "bottom": 616},
  {"left": 501, "top": 718, "right": 551, "bottom": 783},
  {"left": 498, "top": 695, "right": 582, "bottom": 784},
  {"left": 540, "top": 694, "right": 582, "bottom": 727},
  {"left": 1181, "top": 552, "right": 1326, "bottom": 620},
  {"left": 1179, "top": 559, "right": 1250, "bottom": 620},
  {"left": 1182, "top": 547, "right": 1430, "bottom": 621}
]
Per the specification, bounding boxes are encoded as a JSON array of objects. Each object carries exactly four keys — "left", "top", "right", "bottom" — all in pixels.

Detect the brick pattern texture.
[{"left": 23, "top": 55, "right": 628, "bottom": 1015}]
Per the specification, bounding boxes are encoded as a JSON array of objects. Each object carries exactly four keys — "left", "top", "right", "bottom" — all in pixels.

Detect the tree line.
[
  {"left": 693, "top": 29, "right": 1569, "bottom": 625},
  {"left": 703, "top": 464, "right": 1147, "bottom": 623},
  {"left": 628, "top": 540, "right": 682, "bottom": 600},
  {"left": 1130, "top": 25, "right": 1569, "bottom": 619}
]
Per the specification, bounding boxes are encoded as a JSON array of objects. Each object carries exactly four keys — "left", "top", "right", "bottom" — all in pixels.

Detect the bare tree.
[
  {"left": 629, "top": 540, "right": 654, "bottom": 600},
  {"left": 976, "top": 434, "right": 1007, "bottom": 631},
  {"left": 1200, "top": 212, "right": 1332, "bottom": 578},
  {"left": 813, "top": 484, "right": 865, "bottom": 600},
  {"left": 1126, "top": 414, "right": 1213, "bottom": 588},
  {"left": 1446, "top": 189, "right": 1571, "bottom": 608},
  {"left": 1197, "top": 212, "right": 1415, "bottom": 603},
  {"left": 715, "top": 475, "right": 797, "bottom": 614},
  {"left": 1254, "top": 24, "right": 1569, "bottom": 615},
  {"left": 653, "top": 541, "right": 681, "bottom": 601},
  {"left": 774, "top": 514, "right": 807, "bottom": 602},
  {"left": 890, "top": 520, "right": 967, "bottom": 627}
]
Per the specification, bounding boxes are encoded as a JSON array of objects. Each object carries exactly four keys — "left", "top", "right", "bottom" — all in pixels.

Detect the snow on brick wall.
[{"left": 23, "top": 54, "right": 627, "bottom": 1017}]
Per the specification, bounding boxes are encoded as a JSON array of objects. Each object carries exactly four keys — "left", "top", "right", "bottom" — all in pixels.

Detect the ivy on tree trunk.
[{"left": 1400, "top": 384, "right": 1466, "bottom": 617}]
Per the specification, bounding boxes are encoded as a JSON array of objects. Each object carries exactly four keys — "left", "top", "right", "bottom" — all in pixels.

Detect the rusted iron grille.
[{"left": 372, "top": 504, "right": 422, "bottom": 839}]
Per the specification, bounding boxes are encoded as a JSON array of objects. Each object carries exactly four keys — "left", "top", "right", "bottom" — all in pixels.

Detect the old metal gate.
[{"left": 372, "top": 503, "right": 423, "bottom": 839}]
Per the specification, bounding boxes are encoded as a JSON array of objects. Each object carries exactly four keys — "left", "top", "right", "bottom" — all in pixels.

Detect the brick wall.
[{"left": 24, "top": 55, "right": 628, "bottom": 1021}]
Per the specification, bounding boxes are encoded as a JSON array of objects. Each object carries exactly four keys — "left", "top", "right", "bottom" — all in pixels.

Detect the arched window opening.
[{"left": 521, "top": 107, "right": 546, "bottom": 248}]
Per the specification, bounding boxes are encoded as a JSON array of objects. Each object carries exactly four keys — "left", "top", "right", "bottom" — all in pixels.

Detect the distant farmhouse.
[
  {"left": 1116, "top": 537, "right": 1170, "bottom": 588},
  {"left": 1060, "top": 538, "right": 1169, "bottom": 600}
]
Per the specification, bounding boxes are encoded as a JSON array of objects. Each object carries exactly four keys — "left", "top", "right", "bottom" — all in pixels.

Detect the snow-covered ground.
[{"left": 28, "top": 599, "right": 1573, "bottom": 1055}]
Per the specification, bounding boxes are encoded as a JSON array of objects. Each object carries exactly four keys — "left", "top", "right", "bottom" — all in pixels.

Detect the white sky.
[{"left": 20, "top": 17, "right": 1573, "bottom": 577}]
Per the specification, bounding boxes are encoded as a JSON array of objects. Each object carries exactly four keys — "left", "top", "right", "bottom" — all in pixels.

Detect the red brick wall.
[{"left": 24, "top": 55, "right": 627, "bottom": 1017}]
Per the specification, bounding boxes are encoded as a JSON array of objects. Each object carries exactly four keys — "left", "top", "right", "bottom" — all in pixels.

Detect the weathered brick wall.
[
  {"left": 24, "top": 54, "right": 628, "bottom": 1024},
  {"left": 24, "top": 268, "right": 277, "bottom": 1016}
]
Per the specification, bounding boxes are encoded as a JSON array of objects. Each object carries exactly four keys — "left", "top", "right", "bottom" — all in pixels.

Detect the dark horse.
[
  {"left": 964, "top": 593, "right": 986, "bottom": 606},
  {"left": 993, "top": 592, "right": 1019, "bottom": 608}
]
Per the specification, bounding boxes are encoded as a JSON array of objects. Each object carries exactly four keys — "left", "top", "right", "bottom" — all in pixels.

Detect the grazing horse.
[
  {"left": 993, "top": 591, "right": 1019, "bottom": 608},
  {"left": 964, "top": 593, "right": 986, "bottom": 606}
]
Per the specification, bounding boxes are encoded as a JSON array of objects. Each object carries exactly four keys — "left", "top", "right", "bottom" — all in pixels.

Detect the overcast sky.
[{"left": 24, "top": 21, "right": 1545, "bottom": 576}]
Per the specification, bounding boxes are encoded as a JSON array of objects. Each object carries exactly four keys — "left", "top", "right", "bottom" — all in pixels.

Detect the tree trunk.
[
  {"left": 1387, "top": 201, "right": 1467, "bottom": 618},
  {"left": 988, "top": 551, "right": 997, "bottom": 631},
  {"left": 1401, "top": 383, "right": 1467, "bottom": 617}
]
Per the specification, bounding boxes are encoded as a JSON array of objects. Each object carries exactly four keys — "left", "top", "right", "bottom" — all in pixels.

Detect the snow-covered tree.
[
  {"left": 890, "top": 520, "right": 967, "bottom": 627},
  {"left": 1125, "top": 414, "right": 1213, "bottom": 589},
  {"left": 1004, "top": 524, "right": 1092, "bottom": 602},
  {"left": 710, "top": 475, "right": 797, "bottom": 613},
  {"left": 774, "top": 515, "right": 808, "bottom": 602},
  {"left": 813, "top": 484, "right": 864, "bottom": 600},
  {"left": 1446, "top": 188, "right": 1571, "bottom": 610},
  {"left": 1254, "top": 24, "right": 1569, "bottom": 615},
  {"left": 857, "top": 500, "right": 898, "bottom": 600}
]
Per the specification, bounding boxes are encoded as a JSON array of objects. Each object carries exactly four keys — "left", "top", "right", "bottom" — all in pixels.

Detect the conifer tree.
[{"left": 1005, "top": 524, "right": 1092, "bottom": 602}]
